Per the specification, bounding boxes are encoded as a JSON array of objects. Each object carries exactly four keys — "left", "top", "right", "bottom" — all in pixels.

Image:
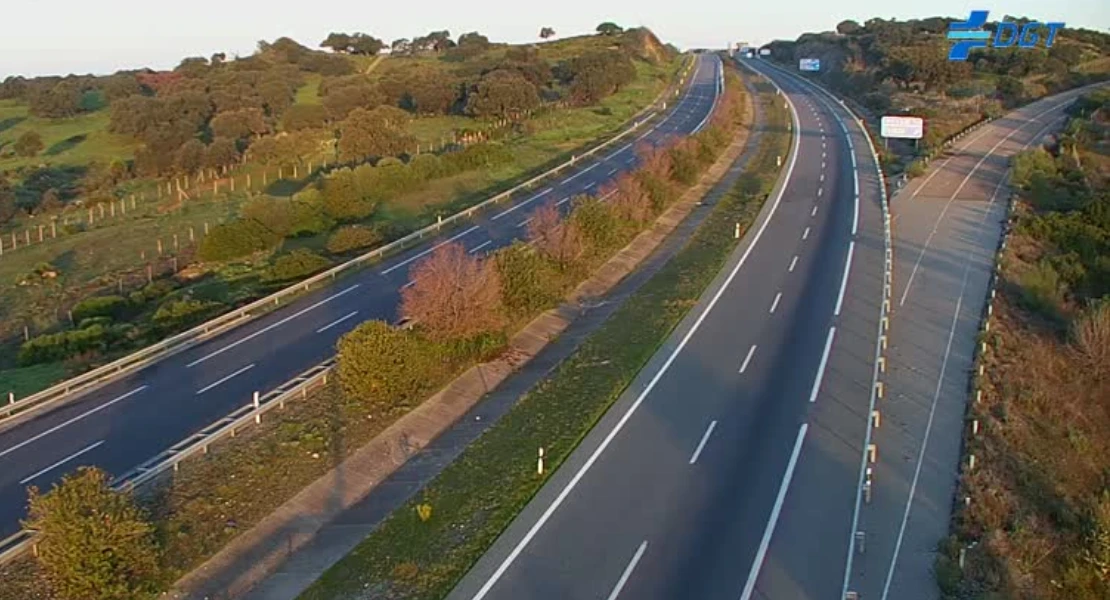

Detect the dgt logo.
[{"left": 947, "top": 10, "right": 1065, "bottom": 60}]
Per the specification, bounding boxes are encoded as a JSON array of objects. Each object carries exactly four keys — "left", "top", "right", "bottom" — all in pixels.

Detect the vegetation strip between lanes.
[{"left": 296, "top": 81, "right": 790, "bottom": 600}]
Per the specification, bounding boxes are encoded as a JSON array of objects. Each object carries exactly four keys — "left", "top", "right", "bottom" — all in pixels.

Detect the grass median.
[{"left": 298, "top": 81, "right": 790, "bottom": 600}]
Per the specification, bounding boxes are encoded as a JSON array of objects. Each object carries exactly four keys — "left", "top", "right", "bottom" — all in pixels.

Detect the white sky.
[{"left": 1, "top": 0, "right": 1106, "bottom": 77}]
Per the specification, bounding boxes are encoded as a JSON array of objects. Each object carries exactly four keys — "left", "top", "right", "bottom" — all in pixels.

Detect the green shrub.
[
  {"left": 635, "top": 171, "right": 678, "bottom": 211},
  {"left": 668, "top": 142, "right": 701, "bottom": 186},
  {"left": 1012, "top": 149, "right": 1058, "bottom": 190},
  {"left": 77, "top": 316, "right": 113, "bottom": 330},
  {"left": 23, "top": 467, "right": 162, "bottom": 600},
  {"left": 18, "top": 324, "right": 118, "bottom": 366},
  {"left": 262, "top": 249, "right": 332, "bottom": 283},
  {"left": 128, "top": 279, "right": 178, "bottom": 306},
  {"left": 905, "top": 159, "right": 927, "bottom": 178},
  {"left": 197, "top": 219, "right": 280, "bottom": 262},
  {"left": 326, "top": 225, "right": 381, "bottom": 254},
  {"left": 241, "top": 197, "right": 332, "bottom": 238},
  {"left": 571, "top": 197, "right": 624, "bottom": 256},
  {"left": 71, "top": 295, "right": 128, "bottom": 323},
  {"left": 1020, "top": 260, "right": 1063, "bottom": 319},
  {"left": 494, "top": 241, "right": 564, "bottom": 319},
  {"left": 152, "top": 298, "right": 222, "bottom": 329},
  {"left": 336, "top": 321, "right": 451, "bottom": 411}
]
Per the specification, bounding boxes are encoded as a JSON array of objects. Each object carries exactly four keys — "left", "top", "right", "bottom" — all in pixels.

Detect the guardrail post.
[{"left": 7, "top": 392, "right": 12, "bottom": 405}]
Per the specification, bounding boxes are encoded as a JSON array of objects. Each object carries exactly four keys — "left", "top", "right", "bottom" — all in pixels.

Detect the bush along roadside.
[
  {"left": 934, "top": 89, "right": 1110, "bottom": 600},
  {"left": 0, "top": 63, "right": 750, "bottom": 600},
  {"left": 296, "top": 79, "right": 790, "bottom": 600}
]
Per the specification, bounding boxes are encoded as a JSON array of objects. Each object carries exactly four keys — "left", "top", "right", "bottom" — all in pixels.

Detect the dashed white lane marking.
[
  {"left": 187, "top": 285, "right": 361, "bottom": 367},
  {"left": 808, "top": 327, "right": 836, "bottom": 403},
  {"left": 20, "top": 440, "right": 105, "bottom": 484},
  {"left": 316, "top": 311, "right": 358, "bottom": 333},
  {"left": 381, "top": 226, "right": 482, "bottom": 276},
  {"left": 468, "top": 240, "right": 493, "bottom": 254},
  {"left": 491, "top": 188, "right": 553, "bottom": 221},
  {"left": 606, "top": 541, "right": 649, "bottom": 600},
  {"left": 812, "top": 205, "right": 819, "bottom": 216},
  {"left": 0, "top": 387, "right": 147, "bottom": 460},
  {"left": 739, "top": 423, "right": 809, "bottom": 600},
  {"left": 689, "top": 420, "right": 718, "bottom": 464},
  {"left": 789, "top": 256, "right": 799, "bottom": 272},
  {"left": 834, "top": 241, "right": 855, "bottom": 316},
  {"left": 195, "top": 363, "right": 255, "bottom": 396},
  {"left": 739, "top": 344, "right": 758, "bottom": 374},
  {"left": 802, "top": 227, "right": 810, "bottom": 240},
  {"left": 769, "top": 292, "right": 782, "bottom": 314}
]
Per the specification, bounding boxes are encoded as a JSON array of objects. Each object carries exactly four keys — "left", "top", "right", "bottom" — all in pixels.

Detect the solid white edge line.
[
  {"left": 20, "top": 440, "right": 105, "bottom": 484},
  {"left": 187, "top": 284, "right": 361, "bottom": 367},
  {"left": 606, "top": 541, "right": 649, "bottom": 600},
  {"left": 491, "top": 189, "right": 553, "bottom": 221},
  {"left": 381, "top": 225, "right": 482, "bottom": 275},
  {"left": 739, "top": 344, "right": 758, "bottom": 374},
  {"left": 0, "top": 386, "right": 147, "bottom": 460},
  {"left": 808, "top": 327, "right": 837, "bottom": 403},
  {"left": 739, "top": 423, "right": 809, "bottom": 600},
  {"left": 195, "top": 363, "right": 255, "bottom": 396},
  {"left": 834, "top": 241, "right": 856, "bottom": 316},
  {"left": 467, "top": 61, "right": 801, "bottom": 600},
  {"left": 688, "top": 420, "right": 718, "bottom": 465},
  {"left": 468, "top": 240, "right": 493, "bottom": 254},
  {"left": 769, "top": 292, "right": 782, "bottom": 314},
  {"left": 316, "top": 311, "right": 359, "bottom": 334}
]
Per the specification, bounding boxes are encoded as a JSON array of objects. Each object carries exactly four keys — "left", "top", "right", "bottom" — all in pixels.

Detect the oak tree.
[{"left": 13, "top": 131, "right": 44, "bottom": 157}]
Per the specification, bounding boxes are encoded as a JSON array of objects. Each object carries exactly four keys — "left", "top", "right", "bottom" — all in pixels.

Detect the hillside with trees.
[
  {"left": 762, "top": 17, "right": 1110, "bottom": 170},
  {"left": 0, "top": 24, "right": 683, "bottom": 400}
]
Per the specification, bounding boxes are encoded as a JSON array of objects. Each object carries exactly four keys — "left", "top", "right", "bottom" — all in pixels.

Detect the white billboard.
[
  {"left": 799, "top": 58, "right": 820, "bottom": 71},
  {"left": 880, "top": 116, "right": 925, "bottom": 139}
]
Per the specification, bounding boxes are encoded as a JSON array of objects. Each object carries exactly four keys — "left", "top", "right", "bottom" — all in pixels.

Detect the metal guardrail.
[
  {"left": 0, "top": 54, "right": 702, "bottom": 567},
  {"left": 0, "top": 357, "right": 336, "bottom": 567},
  {"left": 0, "top": 54, "right": 698, "bottom": 430}
]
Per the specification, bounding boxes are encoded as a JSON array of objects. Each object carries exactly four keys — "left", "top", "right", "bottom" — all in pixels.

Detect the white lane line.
[
  {"left": 808, "top": 327, "right": 836, "bottom": 403},
  {"left": 381, "top": 225, "right": 482, "bottom": 276},
  {"left": 563, "top": 163, "right": 598, "bottom": 184},
  {"left": 187, "top": 284, "right": 361, "bottom": 367},
  {"left": 607, "top": 167, "right": 618, "bottom": 176},
  {"left": 789, "top": 256, "right": 799, "bottom": 272},
  {"left": 555, "top": 196, "right": 572, "bottom": 207},
  {"left": 834, "top": 241, "right": 855, "bottom": 316},
  {"left": 822, "top": 151, "right": 826, "bottom": 159},
  {"left": 898, "top": 105, "right": 1065, "bottom": 307},
  {"left": 739, "top": 345, "right": 758, "bottom": 374},
  {"left": 466, "top": 75, "right": 802, "bottom": 600},
  {"left": 195, "top": 363, "right": 255, "bottom": 396},
  {"left": 468, "top": 240, "right": 492, "bottom": 254},
  {"left": 822, "top": 161, "right": 826, "bottom": 170},
  {"left": 818, "top": 187, "right": 823, "bottom": 197},
  {"left": 625, "top": 156, "right": 636, "bottom": 165},
  {"left": 812, "top": 205, "right": 819, "bottom": 216},
  {"left": 606, "top": 541, "right": 648, "bottom": 600},
  {"left": 605, "top": 143, "right": 633, "bottom": 161},
  {"left": 819, "top": 173, "right": 825, "bottom": 183},
  {"left": 517, "top": 217, "right": 533, "bottom": 228},
  {"left": 769, "top": 292, "right": 782, "bottom": 314},
  {"left": 20, "top": 440, "right": 105, "bottom": 484},
  {"left": 689, "top": 421, "right": 718, "bottom": 464},
  {"left": 316, "top": 311, "right": 358, "bottom": 334},
  {"left": 739, "top": 423, "right": 808, "bottom": 600},
  {"left": 491, "top": 189, "right": 553, "bottom": 221},
  {"left": 802, "top": 227, "right": 810, "bottom": 240},
  {"left": 402, "top": 279, "right": 417, "bottom": 289},
  {"left": 0, "top": 387, "right": 147, "bottom": 460}
]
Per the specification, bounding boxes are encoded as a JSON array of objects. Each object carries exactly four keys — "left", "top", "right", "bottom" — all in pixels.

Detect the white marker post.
[{"left": 537, "top": 447, "right": 545, "bottom": 475}]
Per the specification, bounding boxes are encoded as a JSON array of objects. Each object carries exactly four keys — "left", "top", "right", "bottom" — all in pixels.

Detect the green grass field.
[{"left": 0, "top": 101, "right": 138, "bottom": 171}]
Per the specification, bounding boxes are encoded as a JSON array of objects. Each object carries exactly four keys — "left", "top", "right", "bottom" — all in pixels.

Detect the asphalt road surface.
[
  {"left": 446, "top": 57, "right": 888, "bottom": 600},
  {"left": 845, "top": 83, "right": 1105, "bottom": 600},
  {"left": 0, "top": 54, "right": 723, "bottom": 541}
]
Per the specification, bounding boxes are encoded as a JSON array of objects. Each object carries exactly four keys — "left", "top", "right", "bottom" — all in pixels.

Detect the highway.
[
  {"left": 446, "top": 57, "right": 888, "bottom": 600},
  {"left": 0, "top": 54, "right": 722, "bottom": 542},
  {"left": 846, "top": 83, "right": 1104, "bottom": 599}
]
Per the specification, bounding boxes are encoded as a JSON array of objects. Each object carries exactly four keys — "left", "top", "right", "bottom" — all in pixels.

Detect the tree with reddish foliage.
[
  {"left": 607, "top": 173, "right": 653, "bottom": 226},
  {"left": 400, "top": 242, "right": 504, "bottom": 340},
  {"left": 527, "top": 201, "right": 584, "bottom": 268}
]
